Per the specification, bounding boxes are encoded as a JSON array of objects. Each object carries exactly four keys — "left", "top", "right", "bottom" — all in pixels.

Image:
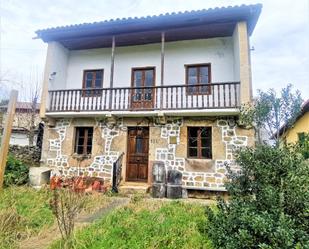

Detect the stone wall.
[
  {"left": 9, "top": 145, "right": 41, "bottom": 167},
  {"left": 41, "top": 116, "right": 254, "bottom": 190},
  {"left": 41, "top": 118, "right": 127, "bottom": 184}
]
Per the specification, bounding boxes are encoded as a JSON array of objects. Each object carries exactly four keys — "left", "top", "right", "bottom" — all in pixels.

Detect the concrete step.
[{"left": 119, "top": 182, "right": 150, "bottom": 195}]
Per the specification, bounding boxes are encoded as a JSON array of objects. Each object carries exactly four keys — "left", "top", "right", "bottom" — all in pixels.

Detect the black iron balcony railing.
[{"left": 47, "top": 82, "right": 240, "bottom": 112}]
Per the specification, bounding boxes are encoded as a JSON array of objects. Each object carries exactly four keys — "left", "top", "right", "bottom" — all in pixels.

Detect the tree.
[
  {"left": 239, "top": 84, "right": 303, "bottom": 145},
  {"left": 26, "top": 81, "right": 40, "bottom": 146},
  {"left": 1, "top": 69, "right": 42, "bottom": 146},
  {"left": 205, "top": 145, "right": 309, "bottom": 249}
]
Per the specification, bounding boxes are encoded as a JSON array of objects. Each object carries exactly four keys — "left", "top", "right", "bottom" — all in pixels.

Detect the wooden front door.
[
  {"left": 131, "top": 68, "right": 155, "bottom": 109},
  {"left": 126, "top": 127, "right": 149, "bottom": 182}
]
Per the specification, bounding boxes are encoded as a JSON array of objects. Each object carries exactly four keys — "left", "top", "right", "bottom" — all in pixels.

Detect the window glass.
[
  {"left": 200, "top": 66, "right": 209, "bottom": 83},
  {"left": 188, "top": 127, "right": 212, "bottom": 159},
  {"left": 85, "top": 73, "right": 93, "bottom": 88},
  {"left": 201, "top": 138, "right": 211, "bottom": 147},
  {"left": 134, "top": 71, "right": 142, "bottom": 87},
  {"left": 201, "top": 127, "right": 211, "bottom": 137},
  {"left": 136, "top": 136, "right": 143, "bottom": 153},
  {"left": 189, "top": 137, "right": 197, "bottom": 147},
  {"left": 189, "top": 147, "right": 198, "bottom": 157},
  {"left": 74, "top": 127, "right": 93, "bottom": 155},
  {"left": 188, "top": 67, "right": 198, "bottom": 85},
  {"left": 144, "top": 70, "right": 154, "bottom": 100},
  {"left": 83, "top": 70, "right": 103, "bottom": 95},
  {"left": 201, "top": 148, "right": 211, "bottom": 158},
  {"left": 145, "top": 70, "right": 154, "bottom": 86},
  {"left": 186, "top": 65, "right": 211, "bottom": 94},
  {"left": 95, "top": 71, "right": 103, "bottom": 88}
]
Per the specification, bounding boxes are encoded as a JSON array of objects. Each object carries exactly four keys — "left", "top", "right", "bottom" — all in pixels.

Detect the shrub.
[
  {"left": 50, "top": 188, "right": 87, "bottom": 248},
  {"left": 298, "top": 132, "right": 309, "bottom": 159},
  {"left": 205, "top": 145, "right": 309, "bottom": 249},
  {"left": 4, "top": 155, "right": 29, "bottom": 187}
]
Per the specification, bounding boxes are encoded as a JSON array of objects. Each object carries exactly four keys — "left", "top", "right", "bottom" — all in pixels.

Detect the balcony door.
[{"left": 131, "top": 67, "right": 155, "bottom": 109}]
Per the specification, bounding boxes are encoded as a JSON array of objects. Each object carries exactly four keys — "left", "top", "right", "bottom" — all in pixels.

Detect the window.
[
  {"left": 131, "top": 67, "right": 155, "bottom": 102},
  {"left": 74, "top": 127, "right": 93, "bottom": 155},
  {"left": 188, "top": 127, "right": 212, "bottom": 159},
  {"left": 185, "top": 64, "right": 211, "bottom": 94},
  {"left": 82, "top": 70, "right": 103, "bottom": 96}
]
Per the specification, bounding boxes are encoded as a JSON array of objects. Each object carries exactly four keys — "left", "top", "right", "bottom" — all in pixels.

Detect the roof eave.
[{"left": 35, "top": 4, "right": 262, "bottom": 44}]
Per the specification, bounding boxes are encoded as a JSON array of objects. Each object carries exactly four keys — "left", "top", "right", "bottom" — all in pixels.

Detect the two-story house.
[{"left": 36, "top": 4, "right": 262, "bottom": 192}]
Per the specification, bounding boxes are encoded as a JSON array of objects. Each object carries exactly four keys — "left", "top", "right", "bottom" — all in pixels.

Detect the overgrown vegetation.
[
  {"left": 0, "top": 187, "right": 54, "bottom": 248},
  {"left": 50, "top": 200, "right": 213, "bottom": 249},
  {"left": 4, "top": 155, "right": 29, "bottom": 187},
  {"left": 239, "top": 84, "right": 303, "bottom": 144},
  {"left": 0, "top": 186, "right": 109, "bottom": 249},
  {"left": 50, "top": 188, "right": 87, "bottom": 247},
  {"left": 298, "top": 132, "right": 309, "bottom": 159},
  {"left": 206, "top": 145, "right": 309, "bottom": 249}
]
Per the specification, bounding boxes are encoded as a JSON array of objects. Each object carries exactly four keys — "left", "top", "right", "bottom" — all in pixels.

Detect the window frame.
[
  {"left": 187, "top": 127, "right": 212, "bottom": 159},
  {"left": 82, "top": 69, "right": 104, "bottom": 97},
  {"left": 185, "top": 63, "right": 211, "bottom": 95},
  {"left": 74, "top": 127, "right": 94, "bottom": 155},
  {"left": 130, "top": 66, "right": 156, "bottom": 108}
]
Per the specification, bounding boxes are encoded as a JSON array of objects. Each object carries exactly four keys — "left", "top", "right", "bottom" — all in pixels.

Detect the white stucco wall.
[
  {"left": 63, "top": 37, "right": 236, "bottom": 90},
  {"left": 9, "top": 133, "right": 37, "bottom": 146},
  {"left": 48, "top": 42, "right": 69, "bottom": 90}
]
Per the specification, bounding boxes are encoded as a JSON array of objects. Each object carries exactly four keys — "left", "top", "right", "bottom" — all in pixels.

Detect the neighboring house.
[
  {"left": 277, "top": 99, "right": 309, "bottom": 144},
  {"left": 0, "top": 102, "right": 40, "bottom": 146},
  {"left": 36, "top": 4, "right": 261, "bottom": 192}
]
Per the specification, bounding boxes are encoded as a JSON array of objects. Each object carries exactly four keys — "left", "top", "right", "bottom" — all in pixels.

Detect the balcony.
[{"left": 47, "top": 82, "right": 240, "bottom": 114}]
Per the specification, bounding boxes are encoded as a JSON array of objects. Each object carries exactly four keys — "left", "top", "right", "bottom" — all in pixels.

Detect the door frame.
[
  {"left": 130, "top": 67, "right": 156, "bottom": 109},
  {"left": 125, "top": 126, "right": 150, "bottom": 182}
]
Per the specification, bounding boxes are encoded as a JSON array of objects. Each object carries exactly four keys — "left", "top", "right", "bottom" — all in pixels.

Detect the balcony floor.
[{"left": 45, "top": 108, "right": 240, "bottom": 118}]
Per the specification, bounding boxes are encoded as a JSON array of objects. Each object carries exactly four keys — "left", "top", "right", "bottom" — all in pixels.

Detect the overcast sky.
[{"left": 0, "top": 0, "right": 308, "bottom": 100}]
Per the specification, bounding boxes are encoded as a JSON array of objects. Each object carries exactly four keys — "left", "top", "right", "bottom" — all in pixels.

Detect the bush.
[
  {"left": 50, "top": 188, "right": 86, "bottom": 247},
  {"left": 298, "top": 132, "right": 309, "bottom": 159},
  {"left": 206, "top": 145, "right": 309, "bottom": 249},
  {"left": 4, "top": 155, "right": 29, "bottom": 187}
]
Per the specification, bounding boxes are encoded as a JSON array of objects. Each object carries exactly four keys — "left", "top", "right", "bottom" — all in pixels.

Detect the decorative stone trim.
[
  {"left": 155, "top": 118, "right": 248, "bottom": 190},
  {"left": 46, "top": 119, "right": 70, "bottom": 172},
  {"left": 217, "top": 119, "right": 247, "bottom": 161},
  {"left": 86, "top": 123, "right": 121, "bottom": 182},
  {"left": 47, "top": 119, "right": 123, "bottom": 183}
]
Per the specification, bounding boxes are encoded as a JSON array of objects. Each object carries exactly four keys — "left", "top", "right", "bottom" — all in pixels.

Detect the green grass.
[
  {"left": 0, "top": 186, "right": 110, "bottom": 249},
  {"left": 0, "top": 186, "right": 54, "bottom": 232},
  {"left": 50, "top": 199, "right": 213, "bottom": 249},
  {"left": 0, "top": 186, "right": 54, "bottom": 248}
]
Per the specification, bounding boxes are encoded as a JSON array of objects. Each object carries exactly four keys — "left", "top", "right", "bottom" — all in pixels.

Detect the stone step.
[{"left": 118, "top": 182, "right": 150, "bottom": 195}]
